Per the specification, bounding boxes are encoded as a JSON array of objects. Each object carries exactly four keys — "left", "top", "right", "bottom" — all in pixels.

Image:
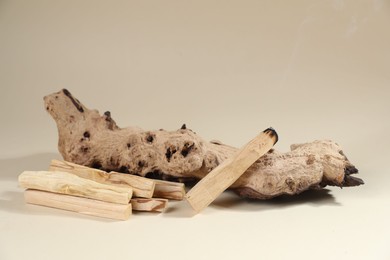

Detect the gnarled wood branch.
[{"left": 44, "top": 89, "right": 363, "bottom": 199}]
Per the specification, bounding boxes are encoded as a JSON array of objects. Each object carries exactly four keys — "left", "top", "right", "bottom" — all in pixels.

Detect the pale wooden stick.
[
  {"left": 49, "top": 159, "right": 109, "bottom": 182},
  {"left": 131, "top": 198, "right": 168, "bottom": 212},
  {"left": 19, "top": 171, "right": 132, "bottom": 204},
  {"left": 107, "top": 171, "right": 155, "bottom": 198},
  {"left": 49, "top": 160, "right": 155, "bottom": 198},
  {"left": 153, "top": 179, "right": 186, "bottom": 200},
  {"left": 24, "top": 189, "right": 131, "bottom": 220},
  {"left": 185, "top": 128, "right": 278, "bottom": 213}
]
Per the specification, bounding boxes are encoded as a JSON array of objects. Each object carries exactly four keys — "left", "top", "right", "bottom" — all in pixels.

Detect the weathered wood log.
[
  {"left": 24, "top": 189, "right": 131, "bottom": 220},
  {"left": 131, "top": 198, "right": 168, "bottom": 212},
  {"left": 49, "top": 159, "right": 155, "bottom": 198},
  {"left": 19, "top": 171, "right": 132, "bottom": 204},
  {"left": 186, "top": 128, "right": 277, "bottom": 212},
  {"left": 44, "top": 89, "right": 363, "bottom": 200},
  {"left": 153, "top": 179, "right": 185, "bottom": 200}
]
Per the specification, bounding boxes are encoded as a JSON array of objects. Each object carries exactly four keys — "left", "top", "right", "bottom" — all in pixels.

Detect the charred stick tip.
[
  {"left": 263, "top": 127, "right": 278, "bottom": 144},
  {"left": 181, "top": 124, "right": 187, "bottom": 130}
]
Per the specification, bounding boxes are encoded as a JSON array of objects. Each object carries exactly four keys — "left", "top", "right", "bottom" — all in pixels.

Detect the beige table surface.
[{"left": 1, "top": 0, "right": 390, "bottom": 259}]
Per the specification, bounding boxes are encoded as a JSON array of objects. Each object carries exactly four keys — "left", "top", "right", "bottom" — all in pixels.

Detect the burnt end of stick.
[
  {"left": 263, "top": 127, "right": 279, "bottom": 144},
  {"left": 181, "top": 124, "right": 187, "bottom": 130}
]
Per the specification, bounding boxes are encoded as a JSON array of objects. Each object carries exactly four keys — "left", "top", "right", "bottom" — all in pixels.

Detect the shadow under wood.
[
  {"left": 0, "top": 191, "right": 116, "bottom": 223},
  {"left": 0, "top": 153, "right": 62, "bottom": 181},
  {"left": 210, "top": 189, "right": 341, "bottom": 212},
  {"left": 161, "top": 188, "right": 340, "bottom": 218},
  {"left": 161, "top": 200, "right": 198, "bottom": 218}
]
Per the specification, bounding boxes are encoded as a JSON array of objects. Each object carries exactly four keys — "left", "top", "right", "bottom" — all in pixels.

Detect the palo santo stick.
[
  {"left": 19, "top": 171, "right": 132, "bottom": 204},
  {"left": 49, "top": 160, "right": 155, "bottom": 198},
  {"left": 131, "top": 198, "right": 168, "bottom": 212},
  {"left": 153, "top": 179, "right": 186, "bottom": 200},
  {"left": 185, "top": 128, "right": 278, "bottom": 213},
  {"left": 24, "top": 189, "right": 131, "bottom": 220},
  {"left": 49, "top": 159, "right": 109, "bottom": 182},
  {"left": 108, "top": 171, "right": 155, "bottom": 198}
]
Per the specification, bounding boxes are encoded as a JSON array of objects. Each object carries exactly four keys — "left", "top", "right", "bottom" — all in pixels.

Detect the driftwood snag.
[
  {"left": 186, "top": 128, "right": 278, "bottom": 212},
  {"left": 19, "top": 171, "right": 133, "bottom": 204},
  {"left": 24, "top": 189, "right": 132, "bottom": 220},
  {"left": 44, "top": 89, "right": 363, "bottom": 200}
]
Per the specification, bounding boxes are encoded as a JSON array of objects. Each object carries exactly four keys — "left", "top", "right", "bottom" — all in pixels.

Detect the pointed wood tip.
[{"left": 343, "top": 175, "right": 364, "bottom": 186}]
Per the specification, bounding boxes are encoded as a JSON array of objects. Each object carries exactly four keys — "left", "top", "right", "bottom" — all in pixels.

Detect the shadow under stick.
[{"left": 185, "top": 128, "right": 278, "bottom": 213}]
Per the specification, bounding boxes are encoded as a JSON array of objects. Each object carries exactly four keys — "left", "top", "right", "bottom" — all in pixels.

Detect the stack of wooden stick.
[{"left": 18, "top": 160, "right": 185, "bottom": 220}]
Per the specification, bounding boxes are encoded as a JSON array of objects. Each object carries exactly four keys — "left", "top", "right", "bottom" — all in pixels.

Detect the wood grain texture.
[
  {"left": 49, "top": 160, "right": 155, "bottom": 198},
  {"left": 185, "top": 128, "right": 277, "bottom": 212},
  {"left": 19, "top": 171, "right": 132, "bottom": 204},
  {"left": 24, "top": 189, "right": 131, "bottom": 220}
]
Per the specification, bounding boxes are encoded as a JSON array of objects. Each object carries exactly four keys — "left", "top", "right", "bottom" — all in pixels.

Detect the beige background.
[{"left": 1, "top": 0, "right": 390, "bottom": 259}]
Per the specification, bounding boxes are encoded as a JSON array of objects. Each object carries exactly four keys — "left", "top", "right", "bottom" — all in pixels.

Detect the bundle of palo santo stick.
[{"left": 18, "top": 160, "right": 185, "bottom": 220}]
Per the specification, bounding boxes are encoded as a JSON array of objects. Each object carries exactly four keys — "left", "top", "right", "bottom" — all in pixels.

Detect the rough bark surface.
[{"left": 44, "top": 89, "right": 363, "bottom": 199}]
